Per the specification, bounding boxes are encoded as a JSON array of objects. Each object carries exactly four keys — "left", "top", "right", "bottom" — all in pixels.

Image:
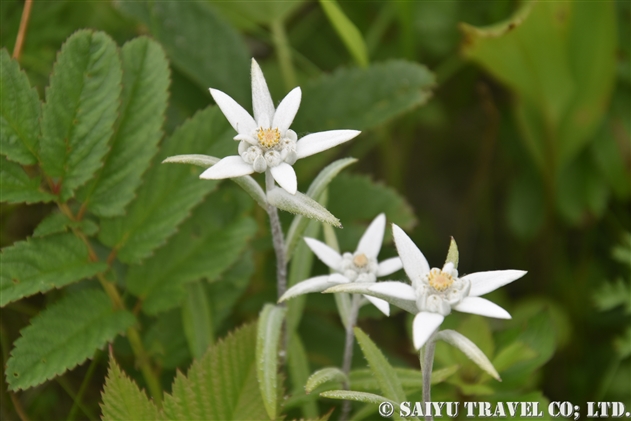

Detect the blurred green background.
[{"left": 1, "top": 0, "right": 629, "bottom": 419}]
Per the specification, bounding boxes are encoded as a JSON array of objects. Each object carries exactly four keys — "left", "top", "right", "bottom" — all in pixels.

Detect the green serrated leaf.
[
  {"left": 0, "top": 157, "right": 55, "bottom": 204},
  {"left": 353, "top": 327, "right": 406, "bottom": 403},
  {"left": 0, "top": 49, "right": 41, "bottom": 165},
  {"left": 6, "top": 289, "right": 135, "bottom": 390},
  {"left": 126, "top": 189, "right": 257, "bottom": 315},
  {"left": 40, "top": 30, "right": 122, "bottom": 201},
  {"left": 285, "top": 158, "right": 356, "bottom": 260},
  {"left": 319, "top": 0, "right": 368, "bottom": 67},
  {"left": 257, "top": 304, "right": 286, "bottom": 420},
  {"left": 101, "top": 353, "right": 161, "bottom": 421},
  {"left": 306, "top": 367, "right": 349, "bottom": 394},
  {"left": 1, "top": 232, "right": 107, "bottom": 307},
  {"left": 33, "top": 212, "right": 99, "bottom": 237},
  {"left": 78, "top": 37, "right": 169, "bottom": 217},
  {"left": 293, "top": 60, "right": 434, "bottom": 133},
  {"left": 115, "top": 1, "right": 250, "bottom": 105},
  {"left": 99, "top": 106, "right": 233, "bottom": 264},
  {"left": 163, "top": 323, "right": 268, "bottom": 420}
]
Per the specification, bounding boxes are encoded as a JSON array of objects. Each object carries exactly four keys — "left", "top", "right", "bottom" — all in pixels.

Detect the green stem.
[
  {"left": 67, "top": 351, "right": 100, "bottom": 421},
  {"left": 126, "top": 326, "right": 163, "bottom": 408},
  {"left": 271, "top": 19, "right": 297, "bottom": 90},
  {"left": 56, "top": 377, "right": 96, "bottom": 421}
]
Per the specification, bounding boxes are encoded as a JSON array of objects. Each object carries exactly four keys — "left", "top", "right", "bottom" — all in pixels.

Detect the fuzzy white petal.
[
  {"left": 464, "top": 270, "right": 527, "bottom": 297},
  {"left": 413, "top": 312, "right": 444, "bottom": 350},
  {"left": 295, "top": 130, "right": 360, "bottom": 159},
  {"left": 364, "top": 295, "right": 390, "bottom": 316},
  {"left": 270, "top": 163, "right": 297, "bottom": 195},
  {"left": 435, "top": 330, "right": 501, "bottom": 381},
  {"left": 356, "top": 213, "right": 385, "bottom": 259},
  {"left": 251, "top": 59, "right": 275, "bottom": 126},
  {"left": 199, "top": 155, "right": 254, "bottom": 179},
  {"left": 304, "top": 237, "right": 343, "bottom": 270},
  {"left": 392, "top": 224, "right": 430, "bottom": 288},
  {"left": 272, "top": 87, "right": 301, "bottom": 134},
  {"left": 453, "top": 297, "right": 512, "bottom": 319},
  {"left": 377, "top": 257, "right": 404, "bottom": 277},
  {"left": 209, "top": 88, "right": 257, "bottom": 135},
  {"left": 278, "top": 274, "right": 349, "bottom": 302},
  {"left": 323, "top": 281, "right": 417, "bottom": 314}
]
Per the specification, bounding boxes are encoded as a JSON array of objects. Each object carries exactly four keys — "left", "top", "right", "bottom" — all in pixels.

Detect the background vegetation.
[{"left": 1, "top": 0, "right": 629, "bottom": 419}]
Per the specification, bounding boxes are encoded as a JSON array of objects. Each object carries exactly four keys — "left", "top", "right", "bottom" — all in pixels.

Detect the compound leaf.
[
  {"left": 39, "top": 30, "right": 122, "bottom": 201},
  {"left": 6, "top": 289, "right": 135, "bottom": 390},
  {"left": 0, "top": 157, "right": 54, "bottom": 204}
]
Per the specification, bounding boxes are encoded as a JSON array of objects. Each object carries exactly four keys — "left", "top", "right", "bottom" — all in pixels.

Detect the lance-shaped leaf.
[
  {"left": 320, "top": 390, "right": 398, "bottom": 407},
  {"left": 6, "top": 289, "right": 135, "bottom": 390},
  {"left": 99, "top": 106, "right": 233, "bottom": 264},
  {"left": 257, "top": 304, "right": 286, "bottom": 420},
  {"left": 324, "top": 282, "right": 418, "bottom": 315},
  {"left": 305, "top": 367, "right": 349, "bottom": 394},
  {"left": 1, "top": 233, "right": 107, "bottom": 307},
  {"left": 445, "top": 237, "right": 459, "bottom": 269},
  {"left": 319, "top": 0, "right": 368, "bottom": 67},
  {"left": 285, "top": 158, "right": 356, "bottom": 260},
  {"left": 163, "top": 323, "right": 268, "bottom": 420},
  {"left": 77, "top": 37, "right": 169, "bottom": 217},
  {"left": 354, "top": 327, "right": 406, "bottom": 402},
  {"left": 292, "top": 60, "right": 434, "bottom": 133},
  {"left": 0, "top": 157, "right": 54, "bottom": 204},
  {"left": 115, "top": 1, "right": 250, "bottom": 104},
  {"left": 267, "top": 187, "right": 341, "bottom": 228},
  {"left": 349, "top": 365, "right": 459, "bottom": 392},
  {"left": 434, "top": 329, "right": 500, "bottom": 381},
  {"left": 101, "top": 353, "right": 161, "bottom": 421},
  {"left": 163, "top": 154, "right": 266, "bottom": 208},
  {"left": 0, "top": 49, "right": 41, "bottom": 165},
  {"left": 39, "top": 30, "right": 122, "bottom": 201},
  {"left": 126, "top": 189, "right": 257, "bottom": 314},
  {"left": 33, "top": 212, "right": 98, "bottom": 237}
]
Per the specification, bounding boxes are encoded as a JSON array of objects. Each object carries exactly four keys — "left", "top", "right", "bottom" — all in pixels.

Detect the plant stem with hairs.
[
  {"left": 420, "top": 333, "right": 437, "bottom": 421},
  {"left": 340, "top": 294, "right": 361, "bottom": 421}
]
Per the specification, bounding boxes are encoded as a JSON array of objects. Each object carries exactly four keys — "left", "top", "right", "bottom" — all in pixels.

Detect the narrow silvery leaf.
[
  {"left": 285, "top": 158, "right": 355, "bottom": 260},
  {"left": 256, "top": 304, "right": 287, "bottom": 420},
  {"left": 305, "top": 367, "right": 349, "bottom": 394},
  {"left": 445, "top": 237, "right": 459, "bottom": 269},
  {"left": 324, "top": 282, "right": 418, "bottom": 315},
  {"left": 320, "top": 390, "right": 399, "bottom": 407},
  {"left": 435, "top": 329, "right": 501, "bottom": 381},
  {"left": 163, "top": 154, "right": 266, "bottom": 208},
  {"left": 268, "top": 187, "right": 341, "bottom": 228}
]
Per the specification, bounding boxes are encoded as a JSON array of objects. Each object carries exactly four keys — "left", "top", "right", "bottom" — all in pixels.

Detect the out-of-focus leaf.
[
  {"left": 288, "top": 334, "right": 318, "bottom": 418},
  {"left": 33, "top": 212, "right": 98, "bottom": 237},
  {"left": 293, "top": 60, "right": 434, "bottom": 133},
  {"left": 505, "top": 169, "right": 545, "bottom": 240},
  {"left": 591, "top": 123, "right": 631, "bottom": 199},
  {"left": 319, "top": 0, "right": 368, "bottom": 67},
  {"left": 78, "top": 37, "right": 169, "bottom": 217},
  {"left": 39, "top": 30, "right": 121, "bottom": 201},
  {"left": 256, "top": 304, "right": 286, "bottom": 420},
  {"left": 143, "top": 309, "right": 190, "bottom": 369},
  {"left": 115, "top": 1, "right": 250, "bottom": 104},
  {"left": 492, "top": 341, "right": 538, "bottom": 373},
  {"left": 285, "top": 158, "right": 356, "bottom": 260},
  {"left": 163, "top": 323, "right": 268, "bottom": 420},
  {"left": 99, "top": 106, "right": 233, "bottom": 264},
  {"left": 0, "top": 157, "right": 54, "bottom": 204},
  {"left": 182, "top": 280, "right": 214, "bottom": 359},
  {"left": 6, "top": 289, "right": 135, "bottom": 390},
  {"left": 210, "top": 0, "right": 305, "bottom": 26},
  {"left": 1, "top": 233, "right": 107, "bottom": 307},
  {"left": 126, "top": 190, "right": 256, "bottom": 315},
  {"left": 594, "top": 279, "right": 631, "bottom": 312},
  {"left": 0, "top": 49, "right": 40, "bottom": 165},
  {"left": 354, "top": 327, "right": 406, "bottom": 402},
  {"left": 101, "top": 353, "right": 161, "bottom": 421}
]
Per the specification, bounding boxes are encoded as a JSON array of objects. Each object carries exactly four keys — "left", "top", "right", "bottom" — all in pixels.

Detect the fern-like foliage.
[{"left": 101, "top": 353, "right": 161, "bottom": 421}]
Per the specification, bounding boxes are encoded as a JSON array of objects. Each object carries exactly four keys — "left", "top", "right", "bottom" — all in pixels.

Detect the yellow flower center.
[
  {"left": 257, "top": 127, "right": 280, "bottom": 148},
  {"left": 353, "top": 253, "right": 368, "bottom": 268},
  {"left": 428, "top": 270, "right": 454, "bottom": 292}
]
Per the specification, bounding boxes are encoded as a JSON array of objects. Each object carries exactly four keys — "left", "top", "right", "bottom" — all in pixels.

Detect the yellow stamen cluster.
[
  {"left": 353, "top": 253, "right": 369, "bottom": 268},
  {"left": 428, "top": 269, "right": 455, "bottom": 292},
  {"left": 257, "top": 127, "right": 281, "bottom": 148}
]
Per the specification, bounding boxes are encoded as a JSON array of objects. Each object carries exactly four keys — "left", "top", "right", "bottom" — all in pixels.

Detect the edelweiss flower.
[
  {"left": 200, "top": 59, "right": 360, "bottom": 194},
  {"left": 278, "top": 214, "right": 403, "bottom": 315},
  {"left": 324, "top": 224, "right": 526, "bottom": 349}
]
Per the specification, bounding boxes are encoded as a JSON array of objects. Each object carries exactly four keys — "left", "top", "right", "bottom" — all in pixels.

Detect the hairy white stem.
[
  {"left": 265, "top": 171, "right": 288, "bottom": 300},
  {"left": 340, "top": 294, "right": 361, "bottom": 421},
  {"left": 421, "top": 332, "right": 437, "bottom": 421}
]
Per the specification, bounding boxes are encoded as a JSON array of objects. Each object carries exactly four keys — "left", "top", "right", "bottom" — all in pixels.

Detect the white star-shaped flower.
[
  {"left": 278, "top": 213, "right": 403, "bottom": 315},
  {"left": 199, "top": 59, "right": 360, "bottom": 195},
  {"left": 324, "top": 224, "right": 526, "bottom": 349}
]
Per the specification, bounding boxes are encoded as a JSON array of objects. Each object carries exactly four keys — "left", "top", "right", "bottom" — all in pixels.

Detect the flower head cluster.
[
  {"left": 200, "top": 59, "right": 360, "bottom": 195},
  {"left": 279, "top": 214, "right": 403, "bottom": 315},
  {"left": 325, "top": 224, "right": 526, "bottom": 349}
]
